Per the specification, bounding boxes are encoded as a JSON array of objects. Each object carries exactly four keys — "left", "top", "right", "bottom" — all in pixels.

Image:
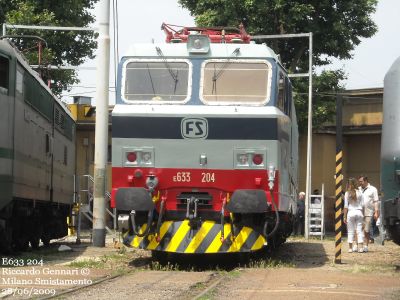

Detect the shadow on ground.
[
  {"left": 127, "top": 239, "right": 329, "bottom": 271},
  {"left": 268, "top": 240, "right": 329, "bottom": 268}
]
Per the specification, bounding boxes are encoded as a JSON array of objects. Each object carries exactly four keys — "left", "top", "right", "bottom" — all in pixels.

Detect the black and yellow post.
[{"left": 335, "top": 94, "right": 343, "bottom": 264}]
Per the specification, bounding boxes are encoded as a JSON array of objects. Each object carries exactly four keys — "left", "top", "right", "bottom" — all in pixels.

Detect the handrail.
[
  {"left": 74, "top": 174, "right": 117, "bottom": 244},
  {"left": 82, "top": 174, "right": 111, "bottom": 200}
]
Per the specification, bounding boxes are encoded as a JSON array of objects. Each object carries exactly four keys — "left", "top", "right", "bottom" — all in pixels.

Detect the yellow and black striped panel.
[{"left": 123, "top": 220, "right": 267, "bottom": 253}]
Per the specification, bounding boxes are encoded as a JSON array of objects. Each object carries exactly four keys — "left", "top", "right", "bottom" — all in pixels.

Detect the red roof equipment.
[{"left": 161, "top": 23, "right": 251, "bottom": 44}]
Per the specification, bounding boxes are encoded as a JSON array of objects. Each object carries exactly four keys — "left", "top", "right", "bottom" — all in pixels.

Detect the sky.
[{"left": 61, "top": 0, "right": 400, "bottom": 103}]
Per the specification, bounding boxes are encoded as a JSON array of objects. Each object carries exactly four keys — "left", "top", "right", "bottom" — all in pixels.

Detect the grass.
[
  {"left": 384, "top": 289, "right": 400, "bottom": 300},
  {"left": 196, "top": 290, "right": 217, "bottom": 300},
  {"left": 150, "top": 260, "right": 184, "bottom": 271},
  {"left": 342, "top": 263, "right": 399, "bottom": 274},
  {"left": 288, "top": 235, "right": 335, "bottom": 242},
  {"left": 226, "top": 269, "right": 242, "bottom": 277},
  {"left": 246, "top": 257, "right": 296, "bottom": 269},
  {"left": 69, "top": 258, "right": 106, "bottom": 269},
  {"left": 68, "top": 251, "right": 139, "bottom": 276}
]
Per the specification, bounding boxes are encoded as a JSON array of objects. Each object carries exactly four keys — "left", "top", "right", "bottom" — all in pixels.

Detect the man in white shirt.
[{"left": 358, "top": 175, "right": 380, "bottom": 252}]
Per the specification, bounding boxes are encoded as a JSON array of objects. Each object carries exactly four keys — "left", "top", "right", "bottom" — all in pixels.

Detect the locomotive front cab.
[{"left": 111, "top": 26, "right": 298, "bottom": 254}]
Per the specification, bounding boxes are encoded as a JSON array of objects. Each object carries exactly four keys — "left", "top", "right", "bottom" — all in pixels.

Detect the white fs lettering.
[{"left": 181, "top": 117, "right": 208, "bottom": 139}]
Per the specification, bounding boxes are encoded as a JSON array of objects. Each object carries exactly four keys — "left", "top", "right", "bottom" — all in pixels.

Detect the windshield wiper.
[
  {"left": 146, "top": 63, "right": 156, "bottom": 97},
  {"left": 155, "top": 46, "right": 179, "bottom": 94},
  {"left": 212, "top": 47, "right": 240, "bottom": 95}
]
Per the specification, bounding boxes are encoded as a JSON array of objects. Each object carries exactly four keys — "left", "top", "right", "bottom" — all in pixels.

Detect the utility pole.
[
  {"left": 252, "top": 33, "right": 313, "bottom": 239},
  {"left": 93, "top": 0, "right": 110, "bottom": 247},
  {"left": 304, "top": 33, "right": 313, "bottom": 239}
]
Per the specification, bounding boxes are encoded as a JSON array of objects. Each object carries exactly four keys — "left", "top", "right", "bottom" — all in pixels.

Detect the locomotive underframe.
[{"left": 0, "top": 199, "right": 70, "bottom": 252}]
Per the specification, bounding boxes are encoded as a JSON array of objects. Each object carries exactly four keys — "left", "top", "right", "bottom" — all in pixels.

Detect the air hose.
[
  {"left": 263, "top": 191, "right": 280, "bottom": 239},
  {"left": 155, "top": 199, "right": 165, "bottom": 239},
  {"left": 130, "top": 209, "right": 153, "bottom": 238}
]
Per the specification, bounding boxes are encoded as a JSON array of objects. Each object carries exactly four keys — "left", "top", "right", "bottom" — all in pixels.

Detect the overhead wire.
[
  {"left": 294, "top": 91, "right": 383, "bottom": 100},
  {"left": 61, "top": 88, "right": 116, "bottom": 97},
  {"left": 62, "top": 1, "right": 120, "bottom": 102}
]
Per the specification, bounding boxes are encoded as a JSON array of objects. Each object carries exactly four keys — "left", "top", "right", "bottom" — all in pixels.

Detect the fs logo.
[{"left": 181, "top": 117, "right": 208, "bottom": 139}]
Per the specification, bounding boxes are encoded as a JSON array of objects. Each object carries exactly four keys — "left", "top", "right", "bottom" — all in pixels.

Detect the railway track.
[{"left": 36, "top": 269, "right": 228, "bottom": 300}]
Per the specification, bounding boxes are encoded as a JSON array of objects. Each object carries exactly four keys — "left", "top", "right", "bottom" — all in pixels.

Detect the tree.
[
  {"left": 0, "top": 0, "right": 98, "bottom": 96},
  {"left": 178, "top": 0, "right": 378, "bottom": 131}
]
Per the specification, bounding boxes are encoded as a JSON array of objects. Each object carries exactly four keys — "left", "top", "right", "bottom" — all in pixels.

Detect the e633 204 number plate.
[{"left": 172, "top": 172, "right": 216, "bottom": 183}]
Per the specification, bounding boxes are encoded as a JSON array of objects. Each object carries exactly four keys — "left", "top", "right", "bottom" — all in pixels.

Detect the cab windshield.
[
  {"left": 122, "top": 60, "right": 190, "bottom": 102},
  {"left": 201, "top": 60, "right": 271, "bottom": 104}
]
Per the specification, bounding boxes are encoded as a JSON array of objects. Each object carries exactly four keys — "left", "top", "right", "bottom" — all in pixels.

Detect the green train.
[{"left": 0, "top": 39, "right": 76, "bottom": 252}]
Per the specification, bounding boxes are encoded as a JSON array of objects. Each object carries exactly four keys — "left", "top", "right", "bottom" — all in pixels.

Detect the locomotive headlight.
[
  {"left": 234, "top": 148, "right": 267, "bottom": 169},
  {"left": 123, "top": 147, "right": 154, "bottom": 167},
  {"left": 141, "top": 152, "right": 152, "bottom": 165},
  {"left": 187, "top": 34, "right": 210, "bottom": 54},
  {"left": 238, "top": 154, "right": 249, "bottom": 165}
]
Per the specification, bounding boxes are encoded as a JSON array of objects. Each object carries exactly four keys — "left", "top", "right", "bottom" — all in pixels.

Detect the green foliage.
[
  {"left": 1, "top": 0, "right": 98, "bottom": 96},
  {"left": 179, "top": 0, "right": 378, "bottom": 130},
  {"left": 294, "top": 69, "right": 346, "bottom": 132}
]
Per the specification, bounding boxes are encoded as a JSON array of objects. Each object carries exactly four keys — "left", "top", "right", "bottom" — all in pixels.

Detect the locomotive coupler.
[{"left": 185, "top": 196, "right": 198, "bottom": 219}]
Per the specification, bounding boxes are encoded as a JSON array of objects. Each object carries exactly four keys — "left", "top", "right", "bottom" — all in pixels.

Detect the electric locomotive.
[
  {"left": 112, "top": 24, "right": 299, "bottom": 255},
  {"left": 0, "top": 39, "right": 76, "bottom": 252},
  {"left": 381, "top": 56, "right": 400, "bottom": 245}
]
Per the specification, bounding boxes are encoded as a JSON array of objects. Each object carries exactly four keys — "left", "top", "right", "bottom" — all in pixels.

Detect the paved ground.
[
  {"left": 213, "top": 268, "right": 399, "bottom": 300},
  {"left": 212, "top": 238, "right": 400, "bottom": 300}
]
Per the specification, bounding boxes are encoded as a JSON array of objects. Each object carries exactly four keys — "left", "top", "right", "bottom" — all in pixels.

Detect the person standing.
[
  {"left": 343, "top": 178, "right": 364, "bottom": 253},
  {"left": 294, "top": 192, "right": 306, "bottom": 236},
  {"left": 312, "top": 189, "right": 321, "bottom": 204},
  {"left": 358, "top": 175, "right": 379, "bottom": 252}
]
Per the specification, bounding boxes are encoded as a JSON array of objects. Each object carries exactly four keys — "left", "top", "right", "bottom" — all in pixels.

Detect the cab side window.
[
  {"left": 16, "top": 64, "right": 24, "bottom": 97},
  {"left": 0, "top": 55, "right": 9, "bottom": 93},
  {"left": 277, "top": 70, "right": 291, "bottom": 117},
  {"left": 277, "top": 72, "right": 285, "bottom": 112}
]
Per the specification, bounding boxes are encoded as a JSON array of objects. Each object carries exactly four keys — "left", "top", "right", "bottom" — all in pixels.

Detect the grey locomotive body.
[
  {"left": 0, "top": 40, "right": 75, "bottom": 252},
  {"left": 112, "top": 26, "right": 299, "bottom": 254}
]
